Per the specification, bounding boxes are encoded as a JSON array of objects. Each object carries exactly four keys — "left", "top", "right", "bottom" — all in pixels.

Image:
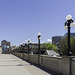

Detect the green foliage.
[
  {"left": 47, "top": 44, "right": 58, "bottom": 52},
  {"left": 71, "top": 37, "right": 75, "bottom": 55},
  {"left": 59, "top": 36, "right": 68, "bottom": 55},
  {"left": 32, "top": 45, "right": 37, "bottom": 48},
  {"left": 12, "top": 46, "right": 16, "bottom": 48},
  {"left": 41, "top": 43, "right": 57, "bottom": 52},
  {"left": 41, "top": 43, "right": 50, "bottom": 48},
  {"left": 12, "top": 45, "right": 18, "bottom": 49},
  {"left": 59, "top": 36, "right": 75, "bottom": 56}
]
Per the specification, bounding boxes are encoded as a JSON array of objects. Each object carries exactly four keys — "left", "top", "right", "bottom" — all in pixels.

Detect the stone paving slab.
[
  {"left": 0, "top": 54, "right": 52, "bottom": 75},
  {"left": 24, "top": 65, "right": 50, "bottom": 75},
  {"left": 0, "top": 66, "right": 31, "bottom": 75}
]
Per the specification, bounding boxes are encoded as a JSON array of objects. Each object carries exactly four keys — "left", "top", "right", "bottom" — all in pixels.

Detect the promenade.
[{"left": 0, "top": 54, "right": 56, "bottom": 75}]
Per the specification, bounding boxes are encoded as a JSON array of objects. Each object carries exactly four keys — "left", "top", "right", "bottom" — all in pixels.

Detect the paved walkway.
[{"left": 0, "top": 54, "right": 55, "bottom": 75}]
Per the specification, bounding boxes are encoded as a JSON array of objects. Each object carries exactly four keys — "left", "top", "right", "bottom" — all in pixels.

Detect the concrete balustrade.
[
  {"left": 23, "top": 53, "right": 28, "bottom": 60},
  {"left": 40, "top": 55, "right": 62, "bottom": 74},
  {"left": 72, "top": 58, "right": 75, "bottom": 75},
  {"left": 29, "top": 54, "right": 38, "bottom": 64},
  {"left": 12, "top": 52, "right": 75, "bottom": 75}
]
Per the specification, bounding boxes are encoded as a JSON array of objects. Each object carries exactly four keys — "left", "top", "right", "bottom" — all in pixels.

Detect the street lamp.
[
  {"left": 22, "top": 42, "right": 25, "bottom": 59},
  {"left": 19, "top": 45, "right": 21, "bottom": 53},
  {"left": 28, "top": 39, "right": 30, "bottom": 61},
  {"left": 64, "top": 15, "right": 75, "bottom": 56},
  {"left": 28, "top": 39, "right": 30, "bottom": 53},
  {"left": 29, "top": 41, "right": 32, "bottom": 53},
  {"left": 38, "top": 33, "right": 41, "bottom": 65},
  {"left": 23, "top": 42, "right": 25, "bottom": 53}
]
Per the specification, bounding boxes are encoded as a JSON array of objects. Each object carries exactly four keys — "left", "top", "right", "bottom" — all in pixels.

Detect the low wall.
[
  {"left": 0, "top": 47, "right": 2, "bottom": 54},
  {"left": 12, "top": 52, "right": 75, "bottom": 75},
  {"left": 29, "top": 54, "right": 38, "bottom": 64},
  {"left": 40, "top": 55, "right": 62, "bottom": 74},
  {"left": 23, "top": 53, "right": 28, "bottom": 60},
  {"left": 72, "top": 58, "right": 75, "bottom": 75}
]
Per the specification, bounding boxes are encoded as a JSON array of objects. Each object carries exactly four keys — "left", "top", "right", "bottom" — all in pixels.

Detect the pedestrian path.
[{"left": 0, "top": 54, "right": 52, "bottom": 75}]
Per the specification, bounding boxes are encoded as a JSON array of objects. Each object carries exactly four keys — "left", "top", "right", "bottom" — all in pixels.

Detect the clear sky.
[{"left": 0, "top": 0, "right": 75, "bottom": 46}]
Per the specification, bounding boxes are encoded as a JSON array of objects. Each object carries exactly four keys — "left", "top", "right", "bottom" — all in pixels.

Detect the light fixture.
[{"left": 66, "top": 15, "right": 72, "bottom": 20}]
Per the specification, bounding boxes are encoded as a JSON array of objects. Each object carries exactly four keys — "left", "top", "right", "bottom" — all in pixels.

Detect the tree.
[
  {"left": 59, "top": 36, "right": 68, "bottom": 55},
  {"left": 41, "top": 43, "right": 51, "bottom": 49},
  {"left": 47, "top": 44, "right": 58, "bottom": 52},
  {"left": 12, "top": 45, "right": 18, "bottom": 49},
  {"left": 41, "top": 43, "right": 58, "bottom": 52},
  {"left": 59, "top": 36, "right": 75, "bottom": 56},
  {"left": 71, "top": 37, "right": 75, "bottom": 55}
]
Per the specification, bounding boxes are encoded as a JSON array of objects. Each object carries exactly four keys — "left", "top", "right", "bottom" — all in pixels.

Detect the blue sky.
[{"left": 0, "top": 0, "right": 75, "bottom": 46}]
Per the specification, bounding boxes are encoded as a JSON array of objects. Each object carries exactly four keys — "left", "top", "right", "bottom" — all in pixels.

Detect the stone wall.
[
  {"left": 12, "top": 52, "right": 75, "bottom": 75},
  {"left": 29, "top": 54, "right": 38, "bottom": 64},
  {"left": 72, "top": 58, "right": 75, "bottom": 75},
  {"left": 40, "top": 55, "right": 62, "bottom": 74},
  {"left": 0, "top": 47, "right": 2, "bottom": 54}
]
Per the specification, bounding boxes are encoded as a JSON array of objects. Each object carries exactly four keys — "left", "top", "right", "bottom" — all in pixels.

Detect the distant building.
[
  {"left": 64, "top": 33, "right": 75, "bottom": 37},
  {"left": 52, "top": 36, "right": 63, "bottom": 46},
  {"left": 1, "top": 40, "right": 10, "bottom": 54}
]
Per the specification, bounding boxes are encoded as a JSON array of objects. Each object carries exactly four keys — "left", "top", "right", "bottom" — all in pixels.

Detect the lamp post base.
[{"left": 67, "top": 51, "right": 72, "bottom": 56}]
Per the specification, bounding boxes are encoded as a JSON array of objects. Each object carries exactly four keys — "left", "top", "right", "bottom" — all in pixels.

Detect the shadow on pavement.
[{"left": 24, "top": 60, "right": 62, "bottom": 75}]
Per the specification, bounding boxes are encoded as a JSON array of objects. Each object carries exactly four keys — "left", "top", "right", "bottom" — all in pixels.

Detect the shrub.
[{"left": 47, "top": 44, "right": 57, "bottom": 52}]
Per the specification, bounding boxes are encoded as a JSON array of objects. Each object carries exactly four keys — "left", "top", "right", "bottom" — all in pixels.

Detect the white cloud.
[{"left": 47, "top": 39, "right": 52, "bottom": 43}]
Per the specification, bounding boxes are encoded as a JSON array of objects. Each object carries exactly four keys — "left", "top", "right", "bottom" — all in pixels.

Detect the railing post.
[{"left": 62, "top": 56, "right": 72, "bottom": 75}]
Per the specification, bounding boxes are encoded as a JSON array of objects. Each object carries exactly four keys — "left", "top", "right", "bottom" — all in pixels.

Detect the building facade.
[
  {"left": 52, "top": 36, "right": 63, "bottom": 46},
  {"left": 64, "top": 33, "right": 75, "bottom": 37}
]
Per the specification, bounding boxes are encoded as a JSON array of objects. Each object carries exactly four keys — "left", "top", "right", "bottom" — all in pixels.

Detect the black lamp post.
[
  {"left": 28, "top": 39, "right": 30, "bottom": 61},
  {"left": 19, "top": 45, "right": 21, "bottom": 53},
  {"left": 64, "top": 15, "right": 75, "bottom": 56},
  {"left": 38, "top": 33, "right": 41, "bottom": 65},
  {"left": 23, "top": 42, "right": 25, "bottom": 53},
  {"left": 29, "top": 41, "right": 32, "bottom": 53},
  {"left": 23, "top": 42, "right": 25, "bottom": 59}
]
